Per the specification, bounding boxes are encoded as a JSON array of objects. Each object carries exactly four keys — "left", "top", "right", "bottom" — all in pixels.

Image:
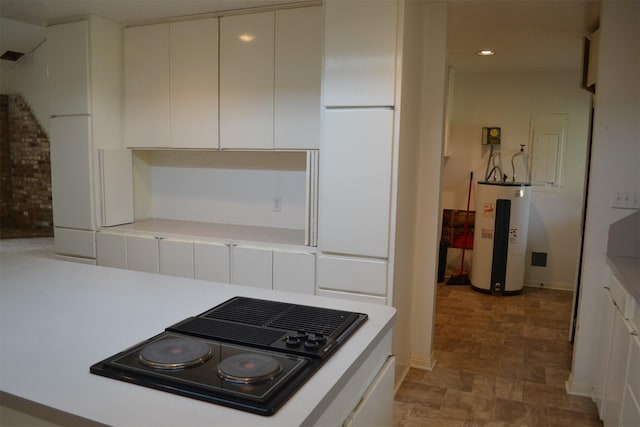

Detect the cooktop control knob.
[
  {"left": 304, "top": 339, "right": 320, "bottom": 350},
  {"left": 307, "top": 333, "right": 327, "bottom": 344},
  {"left": 284, "top": 335, "right": 301, "bottom": 347}
]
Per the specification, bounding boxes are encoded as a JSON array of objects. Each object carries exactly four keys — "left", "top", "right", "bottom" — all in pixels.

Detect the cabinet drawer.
[
  {"left": 628, "top": 336, "right": 640, "bottom": 406},
  {"left": 608, "top": 270, "right": 631, "bottom": 317},
  {"left": 54, "top": 227, "right": 95, "bottom": 258},
  {"left": 317, "top": 255, "right": 387, "bottom": 295}
]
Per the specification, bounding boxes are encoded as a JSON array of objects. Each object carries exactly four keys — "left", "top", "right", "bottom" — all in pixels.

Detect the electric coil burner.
[{"left": 90, "top": 297, "right": 367, "bottom": 416}]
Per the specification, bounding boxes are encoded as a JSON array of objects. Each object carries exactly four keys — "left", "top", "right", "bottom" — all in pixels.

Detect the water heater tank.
[{"left": 471, "top": 181, "right": 531, "bottom": 294}]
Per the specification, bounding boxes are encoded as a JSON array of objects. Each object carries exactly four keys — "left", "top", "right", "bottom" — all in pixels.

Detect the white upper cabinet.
[
  {"left": 124, "top": 23, "right": 171, "bottom": 148},
  {"left": 323, "top": 0, "right": 398, "bottom": 107},
  {"left": 220, "top": 12, "right": 275, "bottom": 150},
  {"left": 48, "top": 21, "right": 90, "bottom": 116},
  {"left": 319, "top": 109, "right": 393, "bottom": 258},
  {"left": 274, "top": 7, "right": 322, "bottom": 150},
  {"left": 170, "top": 18, "right": 219, "bottom": 149},
  {"left": 125, "top": 20, "right": 219, "bottom": 149}
]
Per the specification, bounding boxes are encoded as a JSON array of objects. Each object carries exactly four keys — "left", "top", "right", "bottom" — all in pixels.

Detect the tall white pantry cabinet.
[
  {"left": 47, "top": 17, "right": 133, "bottom": 263},
  {"left": 317, "top": 0, "right": 399, "bottom": 305}
]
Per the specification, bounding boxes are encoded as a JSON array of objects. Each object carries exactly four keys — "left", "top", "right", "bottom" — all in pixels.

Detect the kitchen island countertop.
[{"left": 0, "top": 254, "right": 395, "bottom": 426}]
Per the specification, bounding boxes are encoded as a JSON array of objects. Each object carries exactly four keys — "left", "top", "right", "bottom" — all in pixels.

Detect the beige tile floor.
[{"left": 394, "top": 283, "right": 602, "bottom": 426}]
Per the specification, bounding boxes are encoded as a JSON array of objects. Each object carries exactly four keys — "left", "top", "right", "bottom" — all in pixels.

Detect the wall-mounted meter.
[{"left": 482, "top": 127, "right": 501, "bottom": 145}]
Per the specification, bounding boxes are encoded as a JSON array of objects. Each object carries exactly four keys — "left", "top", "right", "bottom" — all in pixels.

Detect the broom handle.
[{"left": 459, "top": 172, "right": 473, "bottom": 272}]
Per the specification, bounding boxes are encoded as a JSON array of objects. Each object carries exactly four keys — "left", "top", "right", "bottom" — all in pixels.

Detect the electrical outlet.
[
  {"left": 611, "top": 188, "right": 640, "bottom": 209},
  {"left": 273, "top": 197, "right": 282, "bottom": 212}
]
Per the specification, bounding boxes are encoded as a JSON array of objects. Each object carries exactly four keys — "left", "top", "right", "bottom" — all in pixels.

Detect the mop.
[{"left": 446, "top": 171, "right": 474, "bottom": 285}]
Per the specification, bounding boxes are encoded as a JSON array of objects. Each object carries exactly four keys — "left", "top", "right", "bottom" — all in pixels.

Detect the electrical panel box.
[{"left": 482, "top": 127, "right": 501, "bottom": 145}]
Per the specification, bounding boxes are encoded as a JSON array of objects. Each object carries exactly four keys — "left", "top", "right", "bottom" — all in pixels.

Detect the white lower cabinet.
[
  {"left": 159, "top": 238, "right": 194, "bottom": 279},
  {"left": 597, "top": 269, "right": 640, "bottom": 427},
  {"left": 621, "top": 336, "right": 640, "bottom": 427},
  {"left": 603, "top": 310, "right": 633, "bottom": 427},
  {"left": 96, "top": 232, "right": 126, "bottom": 268},
  {"left": 53, "top": 227, "right": 96, "bottom": 259},
  {"left": 344, "top": 355, "right": 395, "bottom": 427},
  {"left": 313, "top": 330, "right": 393, "bottom": 426},
  {"left": 231, "top": 245, "right": 273, "bottom": 289},
  {"left": 125, "top": 235, "right": 159, "bottom": 274},
  {"left": 95, "top": 231, "right": 316, "bottom": 293},
  {"left": 273, "top": 250, "right": 315, "bottom": 295},
  {"left": 316, "top": 255, "right": 387, "bottom": 296},
  {"left": 194, "top": 241, "right": 230, "bottom": 283}
]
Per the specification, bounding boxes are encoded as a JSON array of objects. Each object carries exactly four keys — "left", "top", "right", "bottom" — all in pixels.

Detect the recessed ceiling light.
[{"left": 477, "top": 50, "right": 496, "bottom": 56}]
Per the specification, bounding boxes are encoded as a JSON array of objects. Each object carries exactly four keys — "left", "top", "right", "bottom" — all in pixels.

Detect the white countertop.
[
  {"left": 0, "top": 254, "right": 395, "bottom": 427},
  {"left": 105, "top": 218, "right": 308, "bottom": 247}
]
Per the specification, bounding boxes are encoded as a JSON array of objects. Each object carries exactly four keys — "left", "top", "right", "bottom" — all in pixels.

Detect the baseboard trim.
[
  {"left": 565, "top": 373, "right": 594, "bottom": 398},
  {"left": 409, "top": 352, "right": 437, "bottom": 371},
  {"left": 524, "top": 280, "right": 574, "bottom": 291}
]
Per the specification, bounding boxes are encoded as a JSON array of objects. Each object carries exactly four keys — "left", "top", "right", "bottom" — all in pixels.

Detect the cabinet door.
[
  {"left": 323, "top": 0, "right": 398, "bottom": 107},
  {"left": 319, "top": 109, "right": 393, "bottom": 258},
  {"left": 170, "top": 19, "right": 219, "bottom": 149},
  {"left": 595, "top": 288, "right": 618, "bottom": 413},
  {"left": 124, "top": 24, "right": 170, "bottom": 148},
  {"left": 47, "top": 20, "right": 90, "bottom": 116},
  {"left": 49, "top": 116, "right": 94, "bottom": 230},
  {"left": 344, "top": 356, "right": 395, "bottom": 427},
  {"left": 274, "top": 7, "right": 322, "bottom": 149},
  {"left": 220, "top": 12, "right": 274, "bottom": 149},
  {"left": 621, "top": 336, "right": 640, "bottom": 427},
  {"left": 194, "top": 242, "right": 230, "bottom": 283},
  {"left": 159, "top": 239, "right": 194, "bottom": 279},
  {"left": 603, "top": 310, "right": 634, "bottom": 427},
  {"left": 96, "top": 232, "right": 126, "bottom": 269},
  {"left": 126, "top": 235, "right": 159, "bottom": 273},
  {"left": 231, "top": 246, "right": 272, "bottom": 289},
  {"left": 273, "top": 250, "right": 315, "bottom": 295}
]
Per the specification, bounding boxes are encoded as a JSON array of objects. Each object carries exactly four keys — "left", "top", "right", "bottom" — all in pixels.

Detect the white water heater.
[{"left": 471, "top": 182, "right": 531, "bottom": 294}]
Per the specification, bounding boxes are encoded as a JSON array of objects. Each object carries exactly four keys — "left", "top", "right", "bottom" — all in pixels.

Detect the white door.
[
  {"left": 159, "top": 239, "right": 194, "bottom": 279},
  {"left": 194, "top": 242, "right": 230, "bottom": 283},
  {"left": 124, "top": 24, "right": 170, "bottom": 148},
  {"left": 170, "top": 18, "right": 219, "bottom": 149},
  {"left": 96, "top": 232, "right": 126, "bottom": 269},
  {"left": 231, "top": 246, "right": 272, "bottom": 289},
  {"left": 273, "top": 250, "right": 315, "bottom": 295},
  {"left": 220, "top": 12, "right": 274, "bottom": 149},
  {"left": 319, "top": 109, "right": 393, "bottom": 258},
  {"left": 126, "top": 235, "right": 159, "bottom": 273},
  {"left": 323, "top": 1, "right": 398, "bottom": 107},
  {"left": 47, "top": 20, "right": 90, "bottom": 116},
  {"left": 274, "top": 7, "right": 322, "bottom": 149},
  {"left": 49, "top": 116, "right": 94, "bottom": 230}
]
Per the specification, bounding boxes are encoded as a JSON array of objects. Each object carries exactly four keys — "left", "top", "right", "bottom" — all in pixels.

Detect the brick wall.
[{"left": 0, "top": 94, "right": 53, "bottom": 237}]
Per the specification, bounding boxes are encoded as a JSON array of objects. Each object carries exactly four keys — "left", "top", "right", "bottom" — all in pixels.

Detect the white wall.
[
  {"left": 570, "top": 0, "right": 640, "bottom": 394},
  {"left": 1, "top": 18, "right": 48, "bottom": 131},
  {"left": 1, "top": 40, "right": 49, "bottom": 133},
  {"left": 442, "top": 70, "right": 591, "bottom": 290},
  {"left": 133, "top": 150, "right": 308, "bottom": 230},
  {"left": 408, "top": 1, "right": 448, "bottom": 371}
]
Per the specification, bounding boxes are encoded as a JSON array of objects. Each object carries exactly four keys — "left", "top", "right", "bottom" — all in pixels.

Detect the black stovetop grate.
[{"left": 202, "top": 297, "right": 361, "bottom": 338}]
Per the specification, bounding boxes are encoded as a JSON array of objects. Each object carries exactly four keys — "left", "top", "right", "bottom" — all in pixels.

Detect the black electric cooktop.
[{"left": 90, "top": 296, "right": 368, "bottom": 416}]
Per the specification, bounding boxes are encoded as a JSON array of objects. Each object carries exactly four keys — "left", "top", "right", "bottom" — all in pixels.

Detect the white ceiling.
[{"left": 0, "top": 0, "right": 600, "bottom": 73}]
